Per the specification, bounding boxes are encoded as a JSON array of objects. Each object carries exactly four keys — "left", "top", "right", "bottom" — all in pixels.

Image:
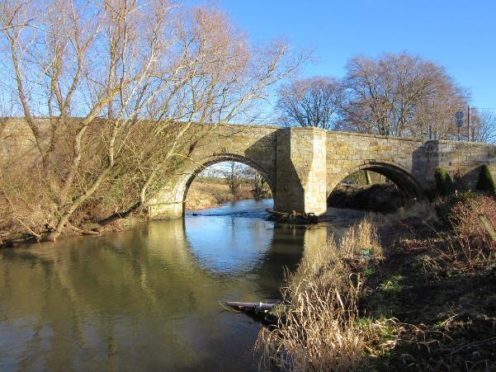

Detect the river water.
[
  {"left": 0, "top": 200, "right": 365, "bottom": 371},
  {"left": 1, "top": 199, "right": 348, "bottom": 371}
]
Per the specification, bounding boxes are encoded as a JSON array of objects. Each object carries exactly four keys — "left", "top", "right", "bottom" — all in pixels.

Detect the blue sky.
[{"left": 188, "top": 0, "right": 496, "bottom": 111}]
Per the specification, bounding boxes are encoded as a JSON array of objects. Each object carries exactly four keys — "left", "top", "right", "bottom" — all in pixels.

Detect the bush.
[
  {"left": 431, "top": 194, "right": 496, "bottom": 272},
  {"left": 449, "top": 195, "right": 496, "bottom": 254},
  {"left": 435, "top": 192, "right": 477, "bottom": 228},
  {"left": 476, "top": 164, "right": 495, "bottom": 194},
  {"left": 434, "top": 167, "right": 455, "bottom": 196}
]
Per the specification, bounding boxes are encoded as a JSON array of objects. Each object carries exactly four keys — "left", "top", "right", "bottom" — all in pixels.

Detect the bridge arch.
[
  {"left": 182, "top": 153, "right": 275, "bottom": 202},
  {"left": 181, "top": 153, "right": 275, "bottom": 203},
  {"left": 329, "top": 160, "right": 423, "bottom": 199}
]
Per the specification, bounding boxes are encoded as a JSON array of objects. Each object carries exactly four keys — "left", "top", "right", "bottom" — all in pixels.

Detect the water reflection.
[
  {"left": 0, "top": 201, "right": 333, "bottom": 371},
  {"left": 186, "top": 216, "right": 274, "bottom": 275}
]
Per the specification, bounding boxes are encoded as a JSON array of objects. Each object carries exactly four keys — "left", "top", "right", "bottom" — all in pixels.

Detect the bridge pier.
[
  {"left": 148, "top": 200, "right": 183, "bottom": 220},
  {"left": 274, "top": 128, "right": 328, "bottom": 216}
]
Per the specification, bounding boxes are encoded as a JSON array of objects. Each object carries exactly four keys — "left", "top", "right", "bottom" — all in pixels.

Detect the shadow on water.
[{"left": 0, "top": 199, "right": 333, "bottom": 371}]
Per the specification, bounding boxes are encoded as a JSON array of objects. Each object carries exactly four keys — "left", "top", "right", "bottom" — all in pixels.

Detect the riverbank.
[
  {"left": 0, "top": 215, "right": 145, "bottom": 249},
  {"left": 258, "top": 193, "right": 496, "bottom": 370},
  {"left": 185, "top": 180, "right": 255, "bottom": 210},
  {"left": 0, "top": 179, "right": 256, "bottom": 248}
]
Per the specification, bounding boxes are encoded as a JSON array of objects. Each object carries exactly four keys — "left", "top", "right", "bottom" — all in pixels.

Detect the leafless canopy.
[
  {"left": 0, "top": 0, "right": 300, "bottom": 240},
  {"left": 338, "top": 53, "right": 472, "bottom": 139},
  {"left": 277, "top": 77, "right": 340, "bottom": 130},
  {"left": 471, "top": 110, "right": 496, "bottom": 143}
]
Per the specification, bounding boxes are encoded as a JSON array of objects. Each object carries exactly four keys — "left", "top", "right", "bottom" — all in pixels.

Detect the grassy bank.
[
  {"left": 185, "top": 179, "right": 257, "bottom": 210},
  {"left": 257, "top": 194, "right": 496, "bottom": 370}
]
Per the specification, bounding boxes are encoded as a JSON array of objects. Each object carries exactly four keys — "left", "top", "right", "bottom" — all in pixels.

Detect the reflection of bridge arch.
[
  {"left": 330, "top": 160, "right": 423, "bottom": 198},
  {"left": 184, "top": 214, "right": 274, "bottom": 275},
  {"left": 182, "top": 153, "right": 275, "bottom": 204}
]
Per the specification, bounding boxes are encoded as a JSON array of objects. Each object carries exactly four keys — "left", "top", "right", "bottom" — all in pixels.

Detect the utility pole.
[
  {"left": 467, "top": 105, "right": 471, "bottom": 141},
  {"left": 455, "top": 111, "right": 463, "bottom": 141}
]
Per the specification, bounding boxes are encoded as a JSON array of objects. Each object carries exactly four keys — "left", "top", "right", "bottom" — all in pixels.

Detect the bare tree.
[
  {"left": 471, "top": 110, "right": 496, "bottom": 143},
  {"left": 338, "top": 53, "right": 469, "bottom": 139},
  {"left": 277, "top": 77, "right": 340, "bottom": 129},
  {"left": 0, "top": 0, "right": 301, "bottom": 241},
  {"left": 242, "top": 166, "right": 270, "bottom": 200},
  {"left": 222, "top": 161, "right": 244, "bottom": 198}
]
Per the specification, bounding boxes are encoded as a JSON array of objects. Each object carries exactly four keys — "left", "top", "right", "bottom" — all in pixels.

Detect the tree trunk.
[
  {"left": 98, "top": 201, "right": 142, "bottom": 226},
  {"left": 364, "top": 170, "right": 372, "bottom": 185}
]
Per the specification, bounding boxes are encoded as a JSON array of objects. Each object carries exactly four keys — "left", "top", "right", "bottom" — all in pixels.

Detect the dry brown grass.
[
  {"left": 185, "top": 180, "right": 254, "bottom": 210},
  {"left": 339, "top": 219, "right": 383, "bottom": 259},
  {"left": 256, "top": 220, "right": 383, "bottom": 371},
  {"left": 257, "top": 197, "right": 496, "bottom": 371},
  {"left": 423, "top": 195, "right": 496, "bottom": 275}
]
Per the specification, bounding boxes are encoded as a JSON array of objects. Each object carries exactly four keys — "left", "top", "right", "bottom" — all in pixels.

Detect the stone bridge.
[{"left": 149, "top": 124, "right": 496, "bottom": 219}]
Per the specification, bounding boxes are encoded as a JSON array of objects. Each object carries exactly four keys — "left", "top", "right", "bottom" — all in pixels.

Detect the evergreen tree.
[
  {"left": 435, "top": 167, "right": 455, "bottom": 196},
  {"left": 476, "top": 164, "right": 495, "bottom": 194}
]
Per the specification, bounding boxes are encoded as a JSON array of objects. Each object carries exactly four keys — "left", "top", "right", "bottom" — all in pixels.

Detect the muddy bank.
[{"left": 0, "top": 216, "right": 146, "bottom": 249}]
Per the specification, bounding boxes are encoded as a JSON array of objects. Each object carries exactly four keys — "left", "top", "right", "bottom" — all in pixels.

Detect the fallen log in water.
[
  {"left": 223, "top": 300, "right": 280, "bottom": 325},
  {"left": 266, "top": 209, "right": 319, "bottom": 224},
  {"left": 225, "top": 301, "right": 278, "bottom": 312}
]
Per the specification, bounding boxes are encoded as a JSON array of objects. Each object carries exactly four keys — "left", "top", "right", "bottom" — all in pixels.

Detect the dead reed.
[{"left": 256, "top": 220, "right": 383, "bottom": 371}]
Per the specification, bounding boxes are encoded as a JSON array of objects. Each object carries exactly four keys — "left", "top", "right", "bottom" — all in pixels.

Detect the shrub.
[
  {"left": 476, "top": 164, "right": 495, "bottom": 195},
  {"left": 449, "top": 195, "right": 496, "bottom": 254},
  {"left": 435, "top": 192, "right": 477, "bottom": 228},
  {"left": 429, "top": 195, "right": 496, "bottom": 274},
  {"left": 434, "top": 167, "right": 455, "bottom": 196}
]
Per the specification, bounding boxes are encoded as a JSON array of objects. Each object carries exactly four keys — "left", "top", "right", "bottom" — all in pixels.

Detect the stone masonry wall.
[
  {"left": 148, "top": 124, "right": 279, "bottom": 219},
  {"left": 1, "top": 119, "right": 495, "bottom": 220},
  {"left": 427, "top": 141, "right": 496, "bottom": 190},
  {"left": 326, "top": 131, "right": 431, "bottom": 195}
]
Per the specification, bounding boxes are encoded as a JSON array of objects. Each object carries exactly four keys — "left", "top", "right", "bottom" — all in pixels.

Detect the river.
[{"left": 0, "top": 199, "right": 363, "bottom": 371}]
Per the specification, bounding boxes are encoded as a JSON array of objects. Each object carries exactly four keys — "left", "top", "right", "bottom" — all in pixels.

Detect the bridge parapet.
[{"left": 424, "top": 140, "right": 496, "bottom": 189}]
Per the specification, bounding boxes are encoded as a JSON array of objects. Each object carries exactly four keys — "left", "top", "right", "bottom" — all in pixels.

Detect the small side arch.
[{"left": 329, "top": 160, "right": 423, "bottom": 199}]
